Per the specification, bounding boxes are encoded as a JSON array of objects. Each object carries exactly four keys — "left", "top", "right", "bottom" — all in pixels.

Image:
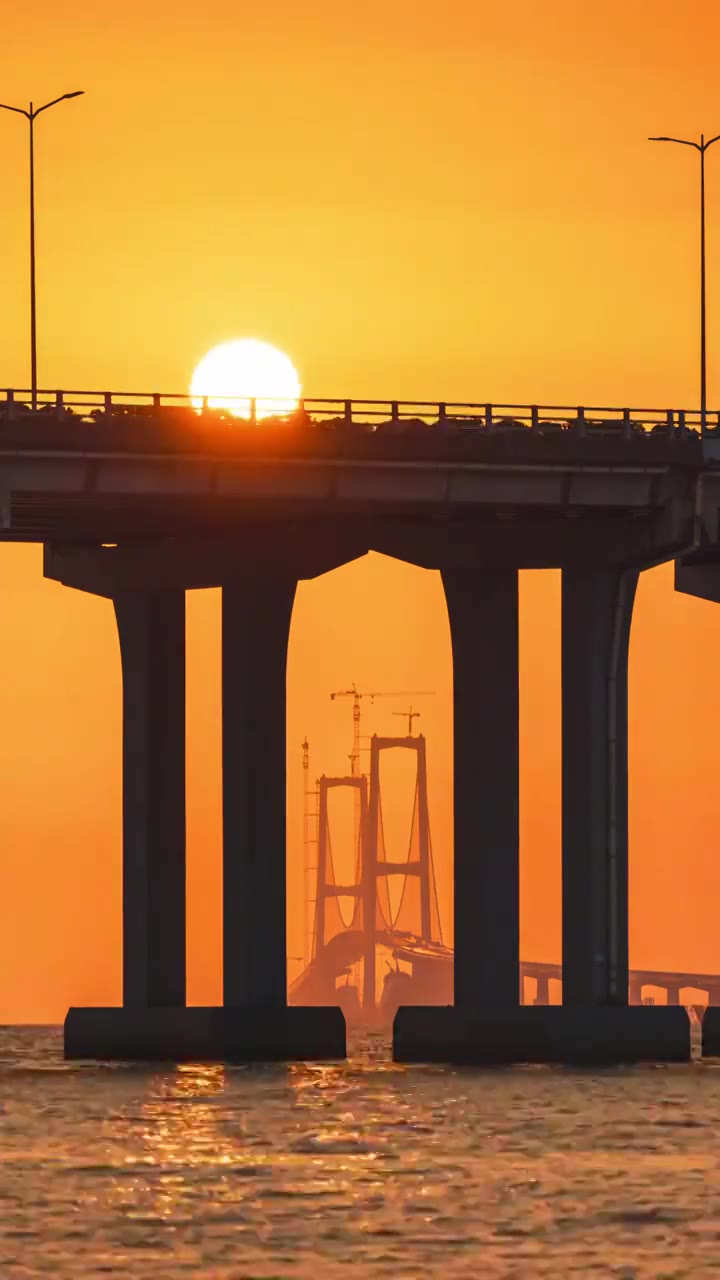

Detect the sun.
[{"left": 189, "top": 338, "right": 301, "bottom": 419}]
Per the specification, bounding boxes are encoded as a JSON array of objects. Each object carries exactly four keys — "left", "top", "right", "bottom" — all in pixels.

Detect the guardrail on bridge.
[{"left": 0, "top": 390, "right": 713, "bottom": 439}]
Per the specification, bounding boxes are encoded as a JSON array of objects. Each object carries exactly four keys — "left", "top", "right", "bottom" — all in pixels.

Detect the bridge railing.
[{"left": 0, "top": 389, "right": 712, "bottom": 438}]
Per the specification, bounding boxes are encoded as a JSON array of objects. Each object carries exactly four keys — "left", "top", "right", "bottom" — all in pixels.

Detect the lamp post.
[
  {"left": 0, "top": 92, "right": 84, "bottom": 411},
  {"left": 649, "top": 132, "right": 720, "bottom": 435}
]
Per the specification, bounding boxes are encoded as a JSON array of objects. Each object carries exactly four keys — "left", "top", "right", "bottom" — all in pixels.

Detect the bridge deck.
[
  {"left": 0, "top": 393, "right": 703, "bottom": 544},
  {"left": 521, "top": 960, "right": 720, "bottom": 991},
  {"left": 0, "top": 392, "right": 709, "bottom": 464}
]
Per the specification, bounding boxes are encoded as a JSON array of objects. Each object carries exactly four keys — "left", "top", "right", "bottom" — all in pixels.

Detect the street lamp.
[
  {"left": 0, "top": 92, "right": 84, "bottom": 411},
  {"left": 649, "top": 132, "right": 720, "bottom": 434}
]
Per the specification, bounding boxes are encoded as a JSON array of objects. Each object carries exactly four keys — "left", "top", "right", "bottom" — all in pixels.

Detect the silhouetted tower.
[
  {"left": 330, "top": 686, "right": 434, "bottom": 859},
  {"left": 313, "top": 773, "right": 368, "bottom": 961},
  {"left": 306, "top": 694, "right": 441, "bottom": 1017},
  {"left": 364, "top": 731, "right": 434, "bottom": 1010}
]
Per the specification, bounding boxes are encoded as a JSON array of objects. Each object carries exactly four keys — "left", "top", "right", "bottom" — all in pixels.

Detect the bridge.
[
  {"left": 289, "top": 726, "right": 720, "bottom": 1022},
  {"left": 289, "top": 729, "right": 450, "bottom": 1023},
  {"left": 0, "top": 387, "right": 715, "bottom": 430},
  {"left": 2, "top": 387, "right": 718, "bottom": 1063},
  {"left": 520, "top": 961, "right": 720, "bottom": 1007},
  {"left": 0, "top": 391, "right": 704, "bottom": 541}
]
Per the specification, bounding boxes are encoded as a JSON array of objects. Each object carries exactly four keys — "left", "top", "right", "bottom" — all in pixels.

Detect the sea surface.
[{"left": 1, "top": 1026, "right": 720, "bottom": 1278}]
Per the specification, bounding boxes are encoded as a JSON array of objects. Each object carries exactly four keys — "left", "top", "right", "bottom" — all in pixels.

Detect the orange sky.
[{"left": 1, "top": 1, "right": 720, "bottom": 1019}]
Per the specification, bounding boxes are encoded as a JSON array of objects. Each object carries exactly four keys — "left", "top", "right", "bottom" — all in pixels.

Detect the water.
[{"left": 1, "top": 1027, "right": 719, "bottom": 1278}]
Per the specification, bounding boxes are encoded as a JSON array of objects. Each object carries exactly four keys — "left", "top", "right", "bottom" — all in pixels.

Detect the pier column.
[
  {"left": 114, "top": 589, "right": 186, "bottom": 1008},
  {"left": 442, "top": 568, "right": 519, "bottom": 1007},
  {"left": 629, "top": 975, "right": 643, "bottom": 1004},
  {"left": 53, "top": 542, "right": 344, "bottom": 1062},
  {"left": 562, "top": 568, "right": 637, "bottom": 1007},
  {"left": 222, "top": 576, "right": 296, "bottom": 1007},
  {"left": 665, "top": 982, "right": 681, "bottom": 1006},
  {"left": 535, "top": 975, "right": 550, "bottom": 1005}
]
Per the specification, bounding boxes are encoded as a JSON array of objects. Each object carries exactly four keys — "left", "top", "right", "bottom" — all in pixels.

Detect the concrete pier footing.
[
  {"left": 65, "top": 1005, "right": 346, "bottom": 1063},
  {"left": 393, "top": 1005, "right": 691, "bottom": 1065}
]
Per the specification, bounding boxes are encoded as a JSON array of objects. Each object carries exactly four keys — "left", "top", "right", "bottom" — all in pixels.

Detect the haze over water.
[{"left": 1, "top": 1027, "right": 717, "bottom": 1278}]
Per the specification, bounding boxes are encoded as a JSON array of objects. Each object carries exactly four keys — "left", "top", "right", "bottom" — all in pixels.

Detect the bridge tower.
[
  {"left": 307, "top": 726, "right": 440, "bottom": 1017},
  {"left": 363, "top": 732, "right": 435, "bottom": 1011},
  {"left": 329, "top": 686, "right": 434, "bottom": 869},
  {"left": 313, "top": 772, "right": 368, "bottom": 966}
]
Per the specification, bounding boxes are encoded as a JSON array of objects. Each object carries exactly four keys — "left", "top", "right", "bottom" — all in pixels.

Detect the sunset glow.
[{"left": 1, "top": 0, "right": 720, "bottom": 1027}]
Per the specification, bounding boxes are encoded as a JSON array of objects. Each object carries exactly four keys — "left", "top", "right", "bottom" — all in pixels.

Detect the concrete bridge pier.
[
  {"left": 218, "top": 575, "right": 343, "bottom": 1057},
  {"left": 444, "top": 568, "right": 520, "bottom": 1011},
  {"left": 559, "top": 566, "right": 688, "bottom": 1061},
  {"left": 534, "top": 975, "right": 550, "bottom": 1006},
  {"left": 395, "top": 559, "right": 690, "bottom": 1065},
  {"left": 48, "top": 543, "right": 345, "bottom": 1062},
  {"left": 63, "top": 585, "right": 192, "bottom": 1058},
  {"left": 561, "top": 567, "right": 637, "bottom": 1010},
  {"left": 395, "top": 568, "right": 523, "bottom": 1062},
  {"left": 703, "top": 990, "right": 720, "bottom": 1056},
  {"left": 675, "top": 559, "right": 720, "bottom": 1057},
  {"left": 628, "top": 976, "right": 644, "bottom": 1005},
  {"left": 222, "top": 578, "right": 294, "bottom": 1010},
  {"left": 114, "top": 590, "right": 187, "bottom": 1011}
]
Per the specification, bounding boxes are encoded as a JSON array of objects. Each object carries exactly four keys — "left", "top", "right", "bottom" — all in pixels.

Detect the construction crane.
[
  {"left": 301, "top": 738, "right": 319, "bottom": 969},
  {"left": 330, "top": 685, "right": 435, "bottom": 777},
  {"left": 393, "top": 706, "right": 423, "bottom": 735}
]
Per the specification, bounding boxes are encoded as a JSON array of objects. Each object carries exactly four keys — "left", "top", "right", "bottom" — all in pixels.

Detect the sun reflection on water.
[{"left": 4, "top": 1029, "right": 720, "bottom": 1277}]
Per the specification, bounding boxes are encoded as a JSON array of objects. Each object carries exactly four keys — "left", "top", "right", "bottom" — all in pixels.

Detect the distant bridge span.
[
  {"left": 522, "top": 960, "right": 720, "bottom": 1006},
  {"left": 292, "top": 946, "right": 720, "bottom": 1012}
]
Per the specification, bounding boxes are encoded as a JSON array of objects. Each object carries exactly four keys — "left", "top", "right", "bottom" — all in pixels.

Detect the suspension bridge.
[
  {"left": 290, "top": 690, "right": 720, "bottom": 1027},
  {"left": 290, "top": 700, "right": 451, "bottom": 1024}
]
